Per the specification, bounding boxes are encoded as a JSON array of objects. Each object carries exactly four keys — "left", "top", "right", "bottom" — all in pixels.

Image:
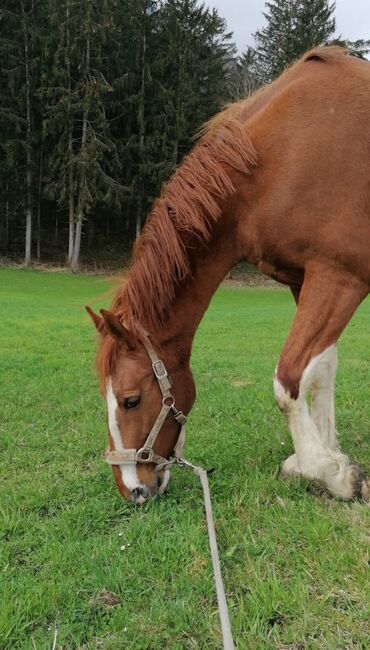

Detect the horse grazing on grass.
[{"left": 87, "top": 47, "right": 370, "bottom": 505}]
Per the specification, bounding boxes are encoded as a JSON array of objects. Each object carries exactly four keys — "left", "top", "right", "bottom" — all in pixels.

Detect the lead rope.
[
  {"left": 121, "top": 324, "right": 234, "bottom": 646},
  {"left": 177, "top": 459, "right": 235, "bottom": 650}
]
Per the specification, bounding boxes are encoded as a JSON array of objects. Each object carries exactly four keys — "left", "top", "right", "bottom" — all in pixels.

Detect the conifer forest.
[{"left": 0, "top": 0, "right": 367, "bottom": 269}]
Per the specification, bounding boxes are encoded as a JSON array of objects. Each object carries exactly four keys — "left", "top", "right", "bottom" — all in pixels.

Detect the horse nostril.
[
  {"left": 157, "top": 475, "right": 163, "bottom": 489},
  {"left": 131, "top": 486, "right": 149, "bottom": 504}
]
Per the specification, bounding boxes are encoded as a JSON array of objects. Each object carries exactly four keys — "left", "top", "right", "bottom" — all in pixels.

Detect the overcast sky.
[{"left": 208, "top": 0, "right": 370, "bottom": 53}]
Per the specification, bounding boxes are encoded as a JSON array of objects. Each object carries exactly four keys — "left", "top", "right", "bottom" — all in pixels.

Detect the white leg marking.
[
  {"left": 106, "top": 378, "right": 145, "bottom": 493},
  {"left": 311, "top": 345, "right": 338, "bottom": 450},
  {"left": 275, "top": 346, "right": 355, "bottom": 499},
  {"left": 281, "top": 453, "right": 301, "bottom": 478}
]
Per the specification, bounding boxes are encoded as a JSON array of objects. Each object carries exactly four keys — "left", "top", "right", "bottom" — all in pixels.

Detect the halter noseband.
[{"left": 104, "top": 326, "right": 188, "bottom": 472}]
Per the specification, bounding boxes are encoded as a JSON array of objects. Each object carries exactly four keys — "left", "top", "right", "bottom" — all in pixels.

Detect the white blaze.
[{"left": 106, "top": 378, "right": 145, "bottom": 493}]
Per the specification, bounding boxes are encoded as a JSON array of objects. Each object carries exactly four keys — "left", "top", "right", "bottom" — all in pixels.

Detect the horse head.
[{"left": 86, "top": 306, "right": 196, "bottom": 504}]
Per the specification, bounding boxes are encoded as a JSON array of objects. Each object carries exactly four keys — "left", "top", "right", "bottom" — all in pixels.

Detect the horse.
[{"left": 87, "top": 47, "right": 370, "bottom": 505}]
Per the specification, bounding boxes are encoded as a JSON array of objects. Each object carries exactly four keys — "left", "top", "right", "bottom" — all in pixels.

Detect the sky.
[{"left": 208, "top": 0, "right": 370, "bottom": 53}]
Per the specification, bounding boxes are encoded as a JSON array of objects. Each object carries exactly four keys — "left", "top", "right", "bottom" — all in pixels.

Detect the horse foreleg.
[
  {"left": 275, "top": 266, "right": 369, "bottom": 501},
  {"left": 311, "top": 344, "right": 339, "bottom": 450},
  {"left": 281, "top": 345, "right": 339, "bottom": 478}
]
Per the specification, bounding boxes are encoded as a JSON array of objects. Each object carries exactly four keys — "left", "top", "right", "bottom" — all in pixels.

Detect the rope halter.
[{"left": 104, "top": 325, "right": 188, "bottom": 473}]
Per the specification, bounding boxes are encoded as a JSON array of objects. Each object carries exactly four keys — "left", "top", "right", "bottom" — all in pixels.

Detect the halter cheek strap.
[{"left": 104, "top": 325, "right": 188, "bottom": 472}]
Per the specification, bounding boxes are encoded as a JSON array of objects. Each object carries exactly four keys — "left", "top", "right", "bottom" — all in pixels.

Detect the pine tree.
[
  {"left": 44, "top": 0, "right": 126, "bottom": 270},
  {"left": 0, "top": 1, "right": 242, "bottom": 262},
  {"left": 228, "top": 47, "right": 261, "bottom": 101},
  {"left": 0, "top": 1, "right": 42, "bottom": 263},
  {"left": 253, "top": 0, "right": 336, "bottom": 84},
  {"left": 156, "top": 0, "right": 234, "bottom": 166},
  {"left": 0, "top": 4, "right": 26, "bottom": 257},
  {"left": 140, "top": 0, "right": 234, "bottom": 216},
  {"left": 43, "top": 0, "right": 77, "bottom": 264},
  {"left": 109, "top": 0, "right": 234, "bottom": 241},
  {"left": 296, "top": 0, "right": 336, "bottom": 52},
  {"left": 342, "top": 38, "right": 370, "bottom": 59}
]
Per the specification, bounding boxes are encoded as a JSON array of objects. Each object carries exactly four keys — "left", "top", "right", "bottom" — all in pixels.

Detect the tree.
[
  {"left": 343, "top": 38, "right": 370, "bottom": 59},
  {"left": 137, "top": 0, "right": 234, "bottom": 224},
  {"left": 0, "top": 1, "right": 45, "bottom": 264},
  {"left": 44, "top": 0, "right": 126, "bottom": 270},
  {"left": 0, "top": 0, "right": 240, "bottom": 263},
  {"left": 228, "top": 47, "right": 261, "bottom": 101},
  {"left": 0, "top": 4, "right": 27, "bottom": 257},
  {"left": 42, "top": 0, "right": 76, "bottom": 264},
  {"left": 109, "top": 0, "right": 235, "bottom": 241},
  {"left": 253, "top": 0, "right": 336, "bottom": 84}
]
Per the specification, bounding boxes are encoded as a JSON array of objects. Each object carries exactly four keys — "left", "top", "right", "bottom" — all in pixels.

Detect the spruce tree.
[
  {"left": 253, "top": 0, "right": 336, "bottom": 84},
  {"left": 143, "top": 0, "right": 234, "bottom": 212},
  {"left": 44, "top": 0, "right": 126, "bottom": 270},
  {"left": 229, "top": 47, "right": 261, "bottom": 101},
  {"left": 0, "top": 1, "right": 246, "bottom": 262},
  {"left": 0, "top": 4, "right": 26, "bottom": 257},
  {"left": 111, "top": 0, "right": 234, "bottom": 240},
  {"left": 0, "top": 1, "right": 44, "bottom": 264},
  {"left": 343, "top": 38, "right": 370, "bottom": 59}
]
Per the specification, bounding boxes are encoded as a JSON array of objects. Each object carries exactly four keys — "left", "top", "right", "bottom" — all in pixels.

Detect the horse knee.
[
  {"left": 274, "top": 374, "right": 290, "bottom": 412},
  {"left": 273, "top": 362, "right": 301, "bottom": 412}
]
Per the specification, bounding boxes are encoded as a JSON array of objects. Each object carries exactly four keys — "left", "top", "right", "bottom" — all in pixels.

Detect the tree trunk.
[
  {"left": 55, "top": 216, "right": 58, "bottom": 245},
  {"left": 66, "top": 0, "right": 75, "bottom": 266},
  {"left": 25, "top": 206, "right": 32, "bottom": 265},
  {"left": 68, "top": 180, "right": 75, "bottom": 265},
  {"left": 5, "top": 185, "right": 9, "bottom": 253},
  {"left": 70, "top": 218, "right": 82, "bottom": 272},
  {"left": 36, "top": 142, "right": 43, "bottom": 261},
  {"left": 71, "top": 34, "right": 90, "bottom": 271},
  {"left": 22, "top": 1, "right": 32, "bottom": 266},
  {"left": 136, "top": 21, "right": 146, "bottom": 239}
]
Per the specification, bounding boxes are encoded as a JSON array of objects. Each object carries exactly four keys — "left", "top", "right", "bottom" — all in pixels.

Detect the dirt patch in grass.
[{"left": 89, "top": 589, "right": 121, "bottom": 610}]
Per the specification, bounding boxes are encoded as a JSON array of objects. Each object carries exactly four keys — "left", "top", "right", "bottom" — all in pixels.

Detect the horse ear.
[
  {"left": 99, "top": 309, "right": 137, "bottom": 349},
  {"left": 85, "top": 305, "right": 106, "bottom": 334}
]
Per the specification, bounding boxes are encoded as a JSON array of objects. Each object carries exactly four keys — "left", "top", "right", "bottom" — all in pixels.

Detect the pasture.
[{"left": 0, "top": 269, "right": 369, "bottom": 649}]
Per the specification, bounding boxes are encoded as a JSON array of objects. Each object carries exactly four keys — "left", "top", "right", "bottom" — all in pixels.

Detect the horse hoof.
[
  {"left": 280, "top": 453, "right": 301, "bottom": 479},
  {"left": 350, "top": 465, "right": 370, "bottom": 502}
]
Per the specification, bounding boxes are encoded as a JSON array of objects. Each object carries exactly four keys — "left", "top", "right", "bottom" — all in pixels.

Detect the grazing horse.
[{"left": 87, "top": 47, "right": 370, "bottom": 504}]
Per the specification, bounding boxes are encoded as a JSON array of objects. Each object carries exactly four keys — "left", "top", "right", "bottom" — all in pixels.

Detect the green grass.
[{"left": 0, "top": 269, "right": 369, "bottom": 649}]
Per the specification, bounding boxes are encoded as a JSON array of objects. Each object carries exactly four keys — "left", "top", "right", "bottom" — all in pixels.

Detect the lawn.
[{"left": 0, "top": 269, "right": 369, "bottom": 649}]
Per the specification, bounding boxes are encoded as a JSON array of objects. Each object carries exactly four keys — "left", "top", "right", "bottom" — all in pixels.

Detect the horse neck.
[{"left": 158, "top": 218, "right": 240, "bottom": 355}]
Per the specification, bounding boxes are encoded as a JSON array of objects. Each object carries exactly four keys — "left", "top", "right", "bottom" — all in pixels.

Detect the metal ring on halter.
[{"left": 162, "top": 395, "right": 175, "bottom": 408}]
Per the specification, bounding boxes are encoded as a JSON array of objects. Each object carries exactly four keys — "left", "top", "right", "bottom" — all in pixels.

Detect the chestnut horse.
[{"left": 87, "top": 47, "right": 369, "bottom": 504}]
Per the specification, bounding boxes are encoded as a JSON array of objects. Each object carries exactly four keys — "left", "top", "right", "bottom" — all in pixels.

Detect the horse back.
[{"left": 237, "top": 48, "right": 370, "bottom": 287}]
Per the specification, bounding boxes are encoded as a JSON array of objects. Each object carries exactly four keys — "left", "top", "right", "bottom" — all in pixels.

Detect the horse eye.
[{"left": 123, "top": 396, "right": 141, "bottom": 410}]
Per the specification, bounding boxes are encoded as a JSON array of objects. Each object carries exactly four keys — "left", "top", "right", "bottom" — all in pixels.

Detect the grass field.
[{"left": 0, "top": 269, "right": 369, "bottom": 649}]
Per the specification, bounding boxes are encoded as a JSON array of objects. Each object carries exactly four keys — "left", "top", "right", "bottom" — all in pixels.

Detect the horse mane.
[
  {"left": 96, "top": 116, "right": 256, "bottom": 384},
  {"left": 112, "top": 118, "right": 257, "bottom": 331},
  {"left": 97, "top": 46, "right": 347, "bottom": 385}
]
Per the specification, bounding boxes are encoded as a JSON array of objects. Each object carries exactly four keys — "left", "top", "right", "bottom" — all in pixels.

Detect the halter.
[{"left": 104, "top": 326, "right": 188, "bottom": 473}]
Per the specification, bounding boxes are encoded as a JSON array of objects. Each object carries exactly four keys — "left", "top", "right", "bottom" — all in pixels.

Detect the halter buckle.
[{"left": 152, "top": 359, "right": 168, "bottom": 380}]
